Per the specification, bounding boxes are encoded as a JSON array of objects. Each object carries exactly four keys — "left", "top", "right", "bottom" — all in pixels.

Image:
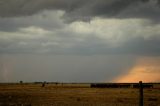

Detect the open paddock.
[{"left": 0, "top": 83, "right": 160, "bottom": 106}]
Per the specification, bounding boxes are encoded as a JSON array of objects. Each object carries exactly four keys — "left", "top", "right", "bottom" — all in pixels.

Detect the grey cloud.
[
  {"left": 0, "top": 17, "right": 160, "bottom": 56},
  {"left": 0, "top": 0, "right": 160, "bottom": 32},
  {"left": 119, "top": 37, "right": 160, "bottom": 56},
  {"left": 0, "top": 0, "right": 160, "bottom": 56},
  {"left": 0, "top": 10, "right": 64, "bottom": 32},
  {"left": 1, "top": 31, "right": 160, "bottom": 56},
  {"left": 0, "top": 0, "right": 160, "bottom": 83},
  {"left": 0, "top": 0, "right": 86, "bottom": 17},
  {"left": 0, "top": 0, "right": 160, "bottom": 22},
  {"left": 0, "top": 54, "right": 135, "bottom": 82},
  {"left": 59, "top": 35, "right": 160, "bottom": 56},
  {"left": 63, "top": 0, "right": 160, "bottom": 22}
]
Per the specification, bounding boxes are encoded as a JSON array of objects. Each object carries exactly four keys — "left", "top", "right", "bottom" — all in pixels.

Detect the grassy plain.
[{"left": 0, "top": 83, "right": 159, "bottom": 106}]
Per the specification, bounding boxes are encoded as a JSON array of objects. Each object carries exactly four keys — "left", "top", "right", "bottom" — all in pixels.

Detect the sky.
[{"left": 0, "top": 0, "right": 160, "bottom": 82}]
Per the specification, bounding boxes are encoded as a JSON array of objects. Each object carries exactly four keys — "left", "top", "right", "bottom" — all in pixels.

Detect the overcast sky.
[{"left": 0, "top": 0, "right": 160, "bottom": 82}]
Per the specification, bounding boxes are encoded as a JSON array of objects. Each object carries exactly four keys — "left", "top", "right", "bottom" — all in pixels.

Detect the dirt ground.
[{"left": 0, "top": 83, "right": 159, "bottom": 106}]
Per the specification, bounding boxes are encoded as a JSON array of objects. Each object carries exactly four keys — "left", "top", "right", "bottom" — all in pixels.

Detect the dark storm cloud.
[
  {"left": 0, "top": 16, "right": 160, "bottom": 56},
  {"left": 1, "top": 0, "right": 160, "bottom": 32},
  {"left": 0, "top": 10, "right": 65, "bottom": 32},
  {"left": 57, "top": 35, "right": 160, "bottom": 56},
  {"left": 105, "top": 37, "right": 160, "bottom": 56},
  {"left": 0, "top": 0, "right": 86, "bottom": 17},
  {"left": 0, "top": 0, "right": 160, "bottom": 22},
  {"left": 119, "top": 37, "right": 160, "bottom": 56},
  {"left": 0, "top": 31, "right": 160, "bottom": 56},
  {"left": 0, "top": 0, "right": 160, "bottom": 83}
]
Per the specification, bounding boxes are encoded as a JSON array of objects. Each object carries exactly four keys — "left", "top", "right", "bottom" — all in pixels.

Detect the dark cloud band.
[{"left": 0, "top": 0, "right": 160, "bottom": 22}]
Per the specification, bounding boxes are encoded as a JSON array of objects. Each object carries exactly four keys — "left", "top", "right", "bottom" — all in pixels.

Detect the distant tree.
[
  {"left": 20, "top": 80, "right": 23, "bottom": 84},
  {"left": 42, "top": 81, "right": 46, "bottom": 87},
  {"left": 55, "top": 82, "right": 58, "bottom": 85}
]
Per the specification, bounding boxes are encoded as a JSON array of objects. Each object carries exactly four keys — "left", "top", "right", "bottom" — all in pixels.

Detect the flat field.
[{"left": 0, "top": 83, "right": 159, "bottom": 106}]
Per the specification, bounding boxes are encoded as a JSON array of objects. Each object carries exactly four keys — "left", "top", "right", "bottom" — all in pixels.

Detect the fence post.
[
  {"left": 42, "top": 81, "right": 46, "bottom": 87},
  {"left": 139, "top": 81, "right": 143, "bottom": 106}
]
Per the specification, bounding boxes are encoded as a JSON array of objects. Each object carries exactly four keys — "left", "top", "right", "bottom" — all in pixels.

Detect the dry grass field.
[{"left": 0, "top": 83, "right": 160, "bottom": 106}]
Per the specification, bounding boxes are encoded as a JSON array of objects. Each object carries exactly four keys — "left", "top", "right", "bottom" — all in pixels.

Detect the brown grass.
[{"left": 0, "top": 83, "right": 159, "bottom": 106}]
